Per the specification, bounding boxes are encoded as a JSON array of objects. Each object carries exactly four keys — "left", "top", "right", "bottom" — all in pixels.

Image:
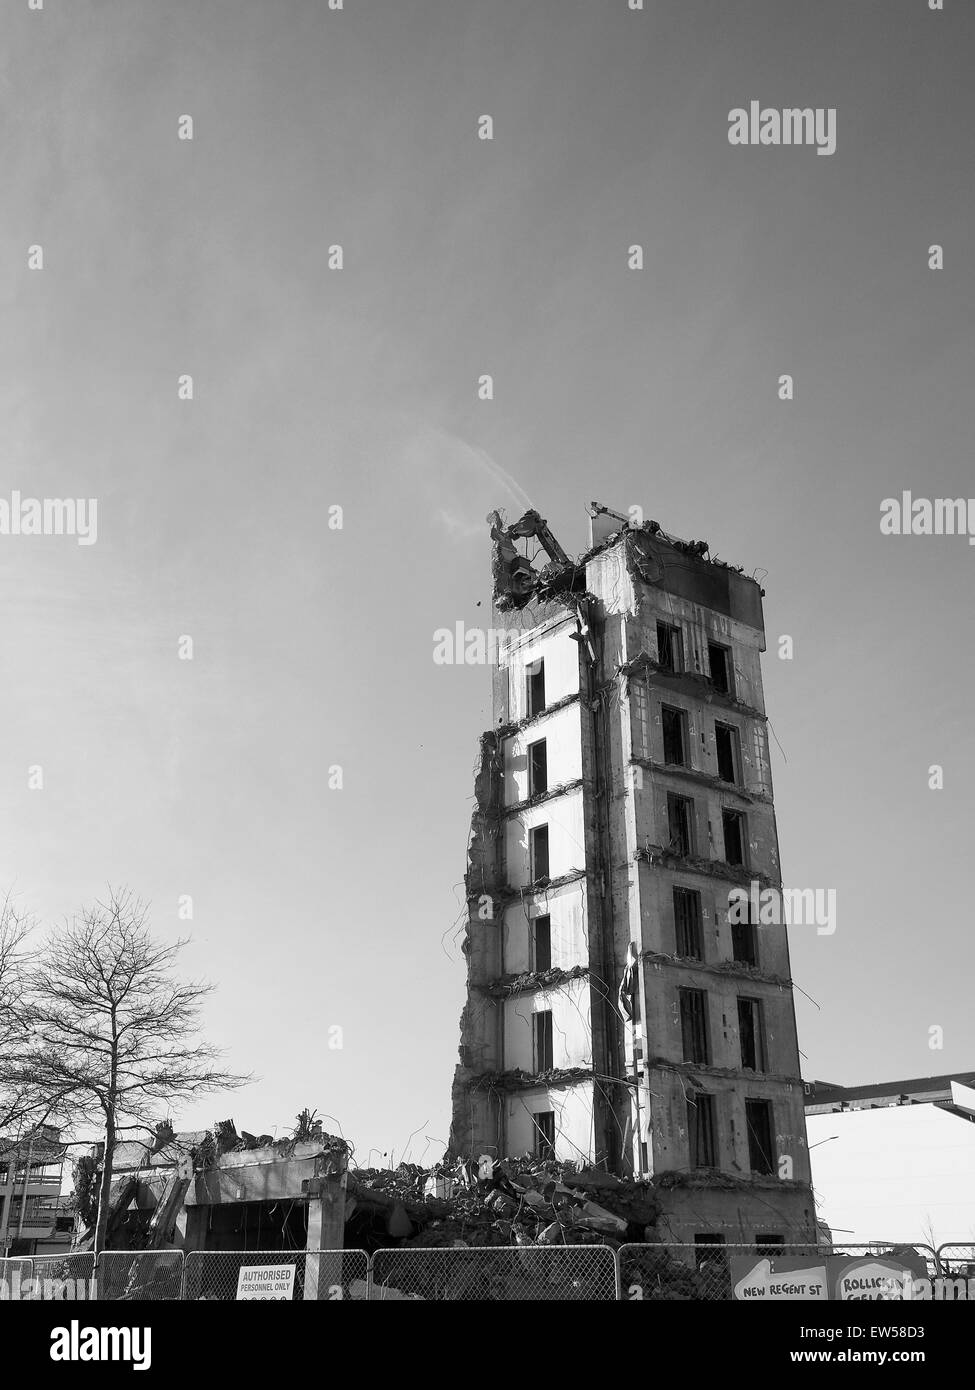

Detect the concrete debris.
[
  {"left": 239, "top": 1130, "right": 274, "bottom": 1149},
  {"left": 423, "top": 1173, "right": 454, "bottom": 1200},
  {"left": 493, "top": 690, "right": 580, "bottom": 741},
  {"left": 150, "top": 1120, "right": 175, "bottom": 1154},
  {"left": 624, "top": 1245, "right": 712, "bottom": 1300},
  {"left": 470, "top": 1066, "right": 595, "bottom": 1093},
  {"left": 577, "top": 1200, "right": 627, "bottom": 1235},
  {"left": 195, "top": 1114, "right": 348, "bottom": 1168},
  {"left": 292, "top": 1107, "right": 325, "bottom": 1144},
  {"left": 636, "top": 842, "right": 778, "bottom": 893},
  {"left": 343, "top": 1155, "right": 661, "bottom": 1252},
  {"left": 487, "top": 964, "right": 589, "bottom": 998},
  {"left": 485, "top": 1189, "right": 518, "bottom": 1218},
  {"left": 476, "top": 868, "right": 589, "bottom": 912}
]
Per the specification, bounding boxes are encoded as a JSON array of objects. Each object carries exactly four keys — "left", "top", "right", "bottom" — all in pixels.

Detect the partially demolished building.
[
  {"left": 75, "top": 1115, "right": 347, "bottom": 1259},
  {"left": 450, "top": 503, "right": 816, "bottom": 1244}
]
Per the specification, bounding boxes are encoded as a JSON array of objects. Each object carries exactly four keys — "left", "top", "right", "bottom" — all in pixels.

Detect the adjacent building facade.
[
  {"left": 0, "top": 1125, "right": 71, "bottom": 1257},
  {"left": 805, "top": 1072, "right": 975, "bottom": 1246},
  {"left": 450, "top": 504, "right": 816, "bottom": 1242}
]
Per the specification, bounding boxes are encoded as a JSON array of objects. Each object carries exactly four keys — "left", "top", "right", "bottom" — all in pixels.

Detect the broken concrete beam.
[
  {"left": 575, "top": 1200, "right": 627, "bottom": 1234},
  {"left": 145, "top": 1170, "right": 190, "bottom": 1248},
  {"left": 486, "top": 964, "right": 589, "bottom": 998},
  {"left": 213, "top": 1119, "right": 239, "bottom": 1155}
]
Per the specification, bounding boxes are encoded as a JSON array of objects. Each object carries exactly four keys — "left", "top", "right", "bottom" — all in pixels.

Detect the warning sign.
[{"left": 235, "top": 1264, "right": 297, "bottom": 1300}]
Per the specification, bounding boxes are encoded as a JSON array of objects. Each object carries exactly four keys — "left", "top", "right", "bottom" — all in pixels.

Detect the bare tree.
[
  {"left": 15, "top": 888, "right": 249, "bottom": 1254},
  {"left": 920, "top": 1213, "right": 938, "bottom": 1254},
  {"left": 0, "top": 891, "right": 39, "bottom": 1137}
]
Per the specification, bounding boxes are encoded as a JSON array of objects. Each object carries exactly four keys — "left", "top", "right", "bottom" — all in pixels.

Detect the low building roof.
[
  {"left": 0, "top": 1127, "right": 66, "bottom": 1165},
  {"left": 805, "top": 1072, "right": 975, "bottom": 1113}
]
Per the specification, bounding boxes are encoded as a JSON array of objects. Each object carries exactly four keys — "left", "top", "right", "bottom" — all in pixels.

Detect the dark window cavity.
[
  {"left": 667, "top": 794, "right": 695, "bottom": 857},
  {"left": 731, "top": 902, "right": 759, "bottom": 968},
  {"left": 745, "top": 1099, "right": 775, "bottom": 1175},
  {"left": 528, "top": 739, "right": 548, "bottom": 797},
  {"left": 527, "top": 660, "right": 546, "bottom": 718},
  {"left": 722, "top": 809, "right": 746, "bottom": 866},
  {"left": 530, "top": 824, "right": 550, "bottom": 881},
  {"left": 674, "top": 887, "right": 703, "bottom": 959},
  {"left": 534, "top": 1110, "right": 556, "bottom": 1159},
  {"left": 708, "top": 642, "right": 733, "bottom": 696},
  {"left": 533, "top": 915, "right": 552, "bottom": 972},
  {"left": 688, "top": 1096, "right": 717, "bottom": 1168},
  {"left": 657, "top": 622, "right": 682, "bottom": 673},
  {"left": 534, "top": 1009, "right": 554, "bottom": 1071},
  {"left": 715, "top": 722, "right": 739, "bottom": 784},
  {"left": 738, "top": 997, "right": 766, "bottom": 1072},
  {"left": 679, "top": 987, "right": 710, "bottom": 1064},
  {"left": 757, "top": 1234, "right": 785, "bottom": 1258},
  {"left": 662, "top": 705, "right": 687, "bottom": 766}
]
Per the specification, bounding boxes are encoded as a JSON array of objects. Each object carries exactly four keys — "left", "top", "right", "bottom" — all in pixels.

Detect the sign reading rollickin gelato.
[{"left": 830, "top": 1253, "right": 928, "bottom": 1301}]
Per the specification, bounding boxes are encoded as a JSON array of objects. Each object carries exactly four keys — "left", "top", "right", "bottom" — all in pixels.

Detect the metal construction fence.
[
  {"left": 5, "top": 1253, "right": 97, "bottom": 1300},
  {"left": 371, "top": 1243, "right": 619, "bottom": 1301},
  {"left": 98, "top": 1250, "right": 185, "bottom": 1301},
  {"left": 619, "top": 1243, "right": 939, "bottom": 1301},
  {"left": 183, "top": 1249, "right": 369, "bottom": 1301},
  {"left": 0, "top": 1257, "right": 32, "bottom": 1299},
  {"left": 0, "top": 1241, "right": 963, "bottom": 1301},
  {"left": 935, "top": 1244, "right": 975, "bottom": 1278}
]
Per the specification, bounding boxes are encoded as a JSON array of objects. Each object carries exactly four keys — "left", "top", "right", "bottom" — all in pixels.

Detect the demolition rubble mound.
[{"left": 346, "top": 1155, "right": 660, "bottom": 1249}]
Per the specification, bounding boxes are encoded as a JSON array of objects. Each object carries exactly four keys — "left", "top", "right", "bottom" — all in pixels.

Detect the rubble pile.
[
  {"left": 623, "top": 1244, "right": 714, "bottom": 1300},
  {"left": 194, "top": 1113, "right": 348, "bottom": 1168},
  {"left": 345, "top": 1156, "right": 661, "bottom": 1251}
]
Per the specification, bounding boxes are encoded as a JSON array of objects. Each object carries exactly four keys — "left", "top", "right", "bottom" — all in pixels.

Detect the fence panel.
[
  {"left": 97, "top": 1250, "right": 185, "bottom": 1301},
  {"left": 936, "top": 1245, "right": 975, "bottom": 1279},
  {"left": 828, "top": 1243, "right": 938, "bottom": 1279},
  {"left": 0, "top": 1257, "right": 32, "bottom": 1300},
  {"left": 25, "top": 1252, "right": 97, "bottom": 1300},
  {"left": 619, "top": 1243, "right": 939, "bottom": 1301},
  {"left": 183, "top": 1249, "right": 369, "bottom": 1301},
  {"left": 370, "top": 1245, "right": 617, "bottom": 1301},
  {"left": 620, "top": 1242, "right": 737, "bottom": 1300}
]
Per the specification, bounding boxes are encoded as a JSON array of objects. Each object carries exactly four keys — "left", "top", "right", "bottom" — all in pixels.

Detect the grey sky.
[{"left": 3, "top": 0, "right": 973, "bottom": 1163}]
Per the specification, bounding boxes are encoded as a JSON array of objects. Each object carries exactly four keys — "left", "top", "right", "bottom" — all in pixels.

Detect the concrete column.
[
  {"left": 303, "top": 1165, "right": 347, "bottom": 1301},
  {"left": 0, "top": 1184, "right": 11, "bottom": 1256}
]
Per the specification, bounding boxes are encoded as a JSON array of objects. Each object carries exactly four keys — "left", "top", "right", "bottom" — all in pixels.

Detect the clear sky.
[{"left": 3, "top": 0, "right": 973, "bottom": 1170}]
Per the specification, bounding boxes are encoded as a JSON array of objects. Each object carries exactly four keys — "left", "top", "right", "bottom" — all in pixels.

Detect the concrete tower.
[{"left": 450, "top": 504, "right": 816, "bottom": 1243}]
